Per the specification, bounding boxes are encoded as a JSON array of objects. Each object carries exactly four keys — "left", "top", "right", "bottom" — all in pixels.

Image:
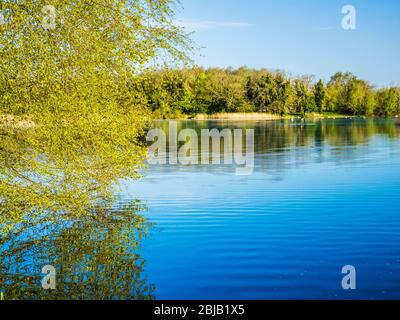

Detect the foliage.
[
  {"left": 137, "top": 68, "right": 400, "bottom": 118},
  {"left": 0, "top": 1, "right": 191, "bottom": 299},
  {"left": 314, "top": 80, "right": 326, "bottom": 113},
  {"left": 0, "top": 0, "right": 191, "bottom": 236}
]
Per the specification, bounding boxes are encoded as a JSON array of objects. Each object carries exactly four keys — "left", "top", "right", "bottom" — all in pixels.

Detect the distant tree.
[
  {"left": 273, "top": 73, "right": 294, "bottom": 115},
  {"left": 364, "top": 91, "right": 377, "bottom": 117},
  {"left": 133, "top": 68, "right": 399, "bottom": 118},
  {"left": 347, "top": 79, "right": 372, "bottom": 115},
  {"left": 314, "top": 80, "right": 326, "bottom": 113},
  {"left": 293, "top": 78, "right": 313, "bottom": 115},
  {"left": 375, "top": 88, "right": 399, "bottom": 116},
  {"left": 305, "top": 97, "right": 318, "bottom": 113},
  {"left": 327, "top": 72, "right": 357, "bottom": 114},
  {"left": 246, "top": 73, "right": 276, "bottom": 112}
]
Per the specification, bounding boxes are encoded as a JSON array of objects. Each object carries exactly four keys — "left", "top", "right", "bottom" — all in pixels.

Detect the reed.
[{"left": 194, "top": 113, "right": 285, "bottom": 121}]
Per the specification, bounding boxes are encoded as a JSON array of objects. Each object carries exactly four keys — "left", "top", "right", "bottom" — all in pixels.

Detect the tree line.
[{"left": 133, "top": 68, "right": 400, "bottom": 119}]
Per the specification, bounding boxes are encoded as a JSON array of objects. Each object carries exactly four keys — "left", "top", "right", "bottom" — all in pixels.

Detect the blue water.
[{"left": 123, "top": 119, "right": 400, "bottom": 300}]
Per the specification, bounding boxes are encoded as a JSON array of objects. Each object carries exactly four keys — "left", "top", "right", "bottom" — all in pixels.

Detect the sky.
[{"left": 175, "top": 0, "right": 400, "bottom": 87}]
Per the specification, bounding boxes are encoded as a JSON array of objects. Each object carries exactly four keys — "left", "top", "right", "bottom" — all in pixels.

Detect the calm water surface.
[
  {"left": 2, "top": 118, "right": 400, "bottom": 300},
  {"left": 123, "top": 119, "right": 400, "bottom": 300}
]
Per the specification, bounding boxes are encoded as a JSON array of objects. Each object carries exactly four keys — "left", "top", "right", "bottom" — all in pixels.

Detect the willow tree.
[
  {"left": 0, "top": 1, "right": 191, "bottom": 238},
  {"left": 0, "top": 0, "right": 191, "bottom": 117}
]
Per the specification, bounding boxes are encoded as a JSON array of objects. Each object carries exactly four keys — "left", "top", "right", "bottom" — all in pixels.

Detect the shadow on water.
[{"left": 0, "top": 116, "right": 154, "bottom": 300}]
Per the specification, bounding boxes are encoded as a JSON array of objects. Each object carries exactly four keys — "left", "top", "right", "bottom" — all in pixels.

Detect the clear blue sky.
[{"left": 176, "top": 0, "right": 400, "bottom": 87}]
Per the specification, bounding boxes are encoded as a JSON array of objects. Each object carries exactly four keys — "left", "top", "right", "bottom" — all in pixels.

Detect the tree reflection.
[
  {"left": 0, "top": 202, "right": 154, "bottom": 300},
  {"left": 152, "top": 118, "right": 400, "bottom": 154},
  {"left": 148, "top": 118, "right": 400, "bottom": 175},
  {"left": 0, "top": 115, "right": 153, "bottom": 300}
]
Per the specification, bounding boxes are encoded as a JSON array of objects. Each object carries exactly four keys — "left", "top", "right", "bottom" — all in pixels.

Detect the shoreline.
[{"left": 170, "top": 112, "right": 359, "bottom": 121}]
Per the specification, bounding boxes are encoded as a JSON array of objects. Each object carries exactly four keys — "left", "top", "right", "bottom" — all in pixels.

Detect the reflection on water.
[
  {"left": 0, "top": 202, "right": 154, "bottom": 300},
  {"left": 0, "top": 115, "right": 153, "bottom": 300},
  {"left": 2, "top": 118, "right": 400, "bottom": 299},
  {"left": 128, "top": 118, "right": 400, "bottom": 300},
  {"left": 148, "top": 118, "right": 400, "bottom": 175}
]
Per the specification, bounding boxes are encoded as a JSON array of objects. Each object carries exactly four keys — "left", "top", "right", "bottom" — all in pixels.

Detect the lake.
[
  {"left": 1, "top": 118, "right": 400, "bottom": 300},
  {"left": 124, "top": 118, "right": 400, "bottom": 300}
]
